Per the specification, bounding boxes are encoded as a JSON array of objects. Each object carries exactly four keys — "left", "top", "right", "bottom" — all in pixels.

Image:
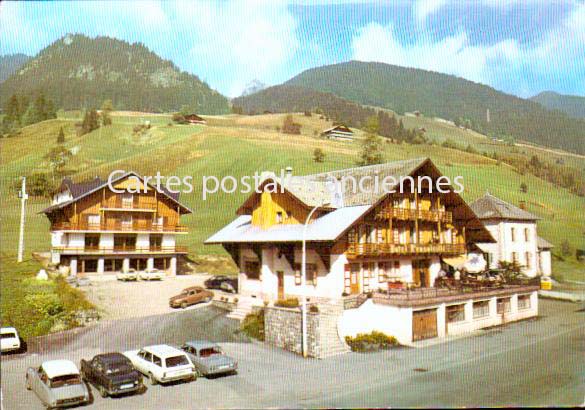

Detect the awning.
[{"left": 442, "top": 256, "right": 467, "bottom": 268}]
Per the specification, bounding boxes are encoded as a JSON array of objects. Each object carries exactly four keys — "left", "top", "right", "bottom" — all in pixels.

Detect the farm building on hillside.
[
  {"left": 184, "top": 114, "right": 206, "bottom": 124},
  {"left": 42, "top": 173, "right": 192, "bottom": 276},
  {"left": 206, "top": 158, "right": 539, "bottom": 354},
  {"left": 320, "top": 125, "right": 354, "bottom": 140}
]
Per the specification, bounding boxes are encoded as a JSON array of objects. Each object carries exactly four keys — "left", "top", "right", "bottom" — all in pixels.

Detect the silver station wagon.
[
  {"left": 26, "top": 359, "right": 90, "bottom": 409},
  {"left": 180, "top": 341, "right": 238, "bottom": 377}
]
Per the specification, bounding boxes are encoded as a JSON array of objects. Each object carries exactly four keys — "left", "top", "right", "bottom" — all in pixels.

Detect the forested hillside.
[
  {"left": 284, "top": 61, "right": 585, "bottom": 154},
  {"left": 0, "top": 34, "right": 229, "bottom": 114},
  {"left": 531, "top": 91, "right": 585, "bottom": 119},
  {"left": 0, "top": 54, "right": 30, "bottom": 83}
]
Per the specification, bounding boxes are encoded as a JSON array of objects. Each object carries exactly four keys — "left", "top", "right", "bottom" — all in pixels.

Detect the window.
[
  {"left": 377, "top": 262, "right": 390, "bottom": 282},
  {"left": 84, "top": 234, "right": 99, "bottom": 250},
  {"left": 150, "top": 234, "right": 162, "bottom": 251},
  {"left": 518, "top": 294, "right": 531, "bottom": 310},
  {"left": 447, "top": 304, "right": 465, "bottom": 323},
  {"left": 276, "top": 211, "right": 284, "bottom": 224},
  {"left": 122, "top": 193, "right": 133, "bottom": 208},
  {"left": 152, "top": 355, "right": 162, "bottom": 367},
  {"left": 497, "top": 297, "right": 511, "bottom": 314},
  {"left": 473, "top": 300, "right": 490, "bottom": 319},
  {"left": 294, "top": 263, "right": 317, "bottom": 286},
  {"left": 525, "top": 252, "right": 531, "bottom": 269},
  {"left": 511, "top": 227, "right": 516, "bottom": 242},
  {"left": 245, "top": 261, "right": 260, "bottom": 280},
  {"left": 362, "top": 263, "right": 373, "bottom": 292},
  {"left": 524, "top": 227, "right": 530, "bottom": 242},
  {"left": 511, "top": 252, "right": 518, "bottom": 264},
  {"left": 165, "top": 355, "right": 189, "bottom": 368},
  {"left": 87, "top": 214, "right": 100, "bottom": 228}
]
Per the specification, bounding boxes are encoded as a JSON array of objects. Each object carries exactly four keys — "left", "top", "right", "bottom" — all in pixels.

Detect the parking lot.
[
  {"left": 80, "top": 274, "right": 232, "bottom": 320},
  {"left": 1, "top": 299, "right": 584, "bottom": 408}
]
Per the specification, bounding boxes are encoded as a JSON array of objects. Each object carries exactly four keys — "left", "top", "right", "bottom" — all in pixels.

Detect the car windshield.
[
  {"left": 105, "top": 362, "right": 133, "bottom": 375},
  {"left": 165, "top": 355, "right": 189, "bottom": 368},
  {"left": 49, "top": 374, "right": 82, "bottom": 388},
  {"left": 199, "top": 347, "right": 222, "bottom": 358},
  {"left": 1, "top": 333, "right": 16, "bottom": 339}
]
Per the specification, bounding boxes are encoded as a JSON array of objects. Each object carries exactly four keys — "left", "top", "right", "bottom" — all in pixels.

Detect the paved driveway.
[{"left": 1, "top": 300, "right": 583, "bottom": 409}]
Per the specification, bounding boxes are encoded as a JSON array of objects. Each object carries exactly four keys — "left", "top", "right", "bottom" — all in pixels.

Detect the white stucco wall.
[
  {"left": 162, "top": 234, "right": 175, "bottom": 248},
  {"left": 68, "top": 233, "right": 85, "bottom": 249},
  {"left": 474, "top": 220, "right": 540, "bottom": 277},
  {"left": 99, "top": 233, "right": 113, "bottom": 250},
  {"left": 338, "top": 291, "right": 538, "bottom": 345},
  {"left": 538, "top": 250, "right": 552, "bottom": 276},
  {"left": 136, "top": 233, "right": 150, "bottom": 250}
]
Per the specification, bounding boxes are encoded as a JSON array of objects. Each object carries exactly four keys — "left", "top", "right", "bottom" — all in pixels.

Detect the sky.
[{"left": 1, "top": 0, "right": 584, "bottom": 98}]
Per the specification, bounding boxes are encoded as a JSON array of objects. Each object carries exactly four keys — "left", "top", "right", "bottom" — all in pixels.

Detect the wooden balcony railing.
[
  {"left": 101, "top": 199, "right": 157, "bottom": 211},
  {"left": 346, "top": 242, "right": 465, "bottom": 257},
  {"left": 376, "top": 207, "right": 452, "bottom": 223},
  {"left": 52, "top": 222, "right": 188, "bottom": 233},
  {"left": 52, "top": 245, "right": 188, "bottom": 254}
]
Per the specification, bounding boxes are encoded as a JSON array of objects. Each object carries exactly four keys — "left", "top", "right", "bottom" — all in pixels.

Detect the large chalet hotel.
[
  {"left": 207, "top": 158, "right": 548, "bottom": 346},
  {"left": 42, "top": 172, "right": 191, "bottom": 276}
]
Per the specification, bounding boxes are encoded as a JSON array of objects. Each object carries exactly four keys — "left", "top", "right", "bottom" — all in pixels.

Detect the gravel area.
[{"left": 80, "top": 274, "right": 233, "bottom": 320}]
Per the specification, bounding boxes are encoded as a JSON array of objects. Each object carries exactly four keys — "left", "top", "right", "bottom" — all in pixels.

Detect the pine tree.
[
  {"left": 101, "top": 99, "right": 113, "bottom": 126},
  {"left": 81, "top": 109, "right": 100, "bottom": 135},
  {"left": 57, "top": 127, "right": 65, "bottom": 143}
]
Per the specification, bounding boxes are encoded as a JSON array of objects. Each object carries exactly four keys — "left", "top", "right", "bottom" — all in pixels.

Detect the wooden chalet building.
[
  {"left": 184, "top": 114, "right": 206, "bottom": 125},
  {"left": 42, "top": 172, "right": 191, "bottom": 276},
  {"left": 320, "top": 125, "right": 354, "bottom": 140},
  {"left": 207, "top": 158, "right": 539, "bottom": 345}
]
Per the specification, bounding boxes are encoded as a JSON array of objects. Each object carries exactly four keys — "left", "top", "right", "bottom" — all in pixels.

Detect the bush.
[
  {"left": 282, "top": 115, "right": 301, "bottom": 135},
  {"left": 274, "top": 297, "right": 300, "bottom": 308},
  {"left": 309, "top": 304, "right": 319, "bottom": 313},
  {"left": 313, "top": 148, "right": 325, "bottom": 163},
  {"left": 241, "top": 310, "right": 265, "bottom": 341},
  {"left": 345, "top": 331, "right": 399, "bottom": 352}
]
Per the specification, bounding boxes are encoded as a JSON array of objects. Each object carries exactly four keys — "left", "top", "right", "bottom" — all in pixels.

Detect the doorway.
[
  {"left": 277, "top": 271, "right": 285, "bottom": 299},
  {"left": 412, "top": 308, "right": 438, "bottom": 341},
  {"left": 413, "top": 259, "right": 431, "bottom": 287}
]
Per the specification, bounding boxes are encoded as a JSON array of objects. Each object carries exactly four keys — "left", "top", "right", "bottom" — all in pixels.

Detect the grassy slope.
[{"left": 1, "top": 112, "right": 583, "bottom": 282}]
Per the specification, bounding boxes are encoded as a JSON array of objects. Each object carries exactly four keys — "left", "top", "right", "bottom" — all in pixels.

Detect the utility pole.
[{"left": 17, "top": 177, "right": 28, "bottom": 262}]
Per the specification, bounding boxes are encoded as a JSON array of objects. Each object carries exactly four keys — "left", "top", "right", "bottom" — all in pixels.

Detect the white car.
[
  {"left": 26, "top": 360, "right": 90, "bottom": 409},
  {"left": 138, "top": 268, "right": 164, "bottom": 281},
  {"left": 1, "top": 327, "right": 21, "bottom": 353},
  {"left": 123, "top": 345, "right": 196, "bottom": 385},
  {"left": 116, "top": 268, "right": 138, "bottom": 281}
]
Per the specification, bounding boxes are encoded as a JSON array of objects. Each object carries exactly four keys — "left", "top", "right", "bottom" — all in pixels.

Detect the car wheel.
[
  {"left": 181, "top": 302, "right": 188, "bottom": 309},
  {"left": 149, "top": 373, "right": 158, "bottom": 385},
  {"left": 99, "top": 385, "right": 108, "bottom": 398},
  {"left": 205, "top": 296, "right": 211, "bottom": 303},
  {"left": 25, "top": 375, "right": 31, "bottom": 390}
]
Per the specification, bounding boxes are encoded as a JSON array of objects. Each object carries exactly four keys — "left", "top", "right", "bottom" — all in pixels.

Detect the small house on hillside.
[
  {"left": 321, "top": 125, "right": 354, "bottom": 141},
  {"left": 184, "top": 114, "right": 206, "bottom": 125}
]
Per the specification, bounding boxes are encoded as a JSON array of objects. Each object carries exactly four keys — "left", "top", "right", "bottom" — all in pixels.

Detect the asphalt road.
[{"left": 1, "top": 300, "right": 584, "bottom": 409}]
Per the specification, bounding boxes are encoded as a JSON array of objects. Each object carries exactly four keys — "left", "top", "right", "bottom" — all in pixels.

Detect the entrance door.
[
  {"left": 412, "top": 309, "right": 438, "bottom": 341},
  {"left": 277, "top": 271, "right": 285, "bottom": 299},
  {"left": 413, "top": 259, "right": 431, "bottom": 287},
  {"left": 350, "top": 264, "right": 360, "bottom": 294}
]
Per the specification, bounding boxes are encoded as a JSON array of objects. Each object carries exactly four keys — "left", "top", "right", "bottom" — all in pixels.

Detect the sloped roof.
[
  {"left": 537, "top": 236, "right": 554, "bottom": 249},
  {"left": 206, "top": 205, "right": 371, "bottom": 244},
  {"left": 469, "top": 193, "right": 539, "bottom": 221},
  {"left": 42, "top": 172, "right": 190, "bottom": 214},
  {"left": 321, "top": 125, "right": 353, "bottom": 134}
]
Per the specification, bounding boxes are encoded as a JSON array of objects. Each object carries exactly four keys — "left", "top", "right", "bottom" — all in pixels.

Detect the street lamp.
[{"left": 301, "top": 201, "right": 329, "bottom": 358}]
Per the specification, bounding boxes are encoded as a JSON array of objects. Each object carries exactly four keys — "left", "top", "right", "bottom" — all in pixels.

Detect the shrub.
[
  {"left": 304, "top": 111, "right": 312, "bottom": 117},
  {"left": 309, "top": 305, "right": 319, "bottom": 313},
  {"left": 172, "top": 113, "right": 188, "bottom": 124},
  {"left": 345, "top": 331, "right": 399, "bottom": 352},
  {"left": 313, "top": 148, "right": 325, "bottom": 163},
  {"left": 282, "top": 115, "right": 301, "bottom": 135},
  {"left": 241, "top": 310, "right": 265, "bottom": 341},
  {"left": 560, "top": 239, "right": 572, "bottom": 257},
  {"left": 274, "top": 297, "right": 300, "bottom": 308},
  {"left": 24, "top": 293, "right": 64, "bottom": 317}
]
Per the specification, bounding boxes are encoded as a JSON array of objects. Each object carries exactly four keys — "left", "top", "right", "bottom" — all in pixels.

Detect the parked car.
[
  {"left": 1, "top": 326, "right": 21, "bottom": 353},
  {"left": 26, "top": 360, "right": 90, "bottom": 409},
  {"left": 116, "top": 269, "right": 138, "bottom": 282},
  {"left": 180, "top": 341, "right": 237, "bottom": 377},
  {"left": 204, "top": 275, "right": 237, "bottom": 292},
  {"left": 219, "top": 278, "right": 238, "bottom": 294},
  {"left": 169, "top": 286, "right": 213, "bottom": 309},
  {"left": 80, "top": 353, "right": 144, "bottom": 398},
  {"left": 138, "top": 268, "right": 164, "bottom": 281},
  {"left": 123, "top": 345, "right": 196, "bottom": 385}
]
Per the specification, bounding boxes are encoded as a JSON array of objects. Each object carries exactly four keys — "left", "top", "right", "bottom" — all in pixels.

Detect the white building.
[
  {"left": 207, "top": 159, "right": 539, "bottom": 346},
  {"left": 468, "top": 193, "right": 553, "bottom": 277}
]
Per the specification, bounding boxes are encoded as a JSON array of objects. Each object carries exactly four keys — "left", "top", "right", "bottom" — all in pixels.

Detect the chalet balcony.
[
  {"left": 51, "top": 222, "right": 188, "bottom": 233},
  {"left": 52, "top": 245, "right": 188, "bottom": 255},
  {"left": 375, "top": 207, "right": 452, "bottom": 223},
  {"left": 346, "top": 242, "right": 465, "bottom": 257},
  {"left": 100, "top": 199, "right": 157, "bottom": 212}
]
